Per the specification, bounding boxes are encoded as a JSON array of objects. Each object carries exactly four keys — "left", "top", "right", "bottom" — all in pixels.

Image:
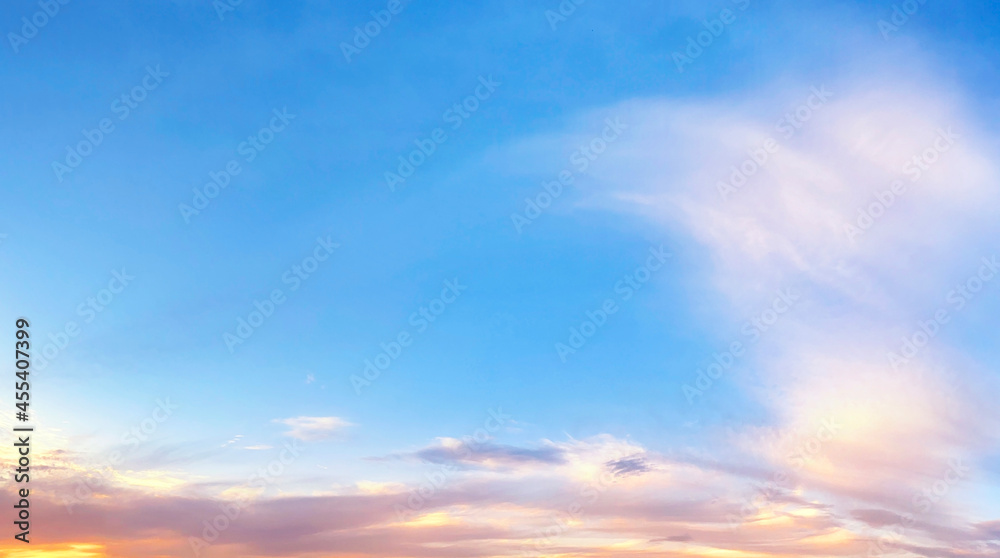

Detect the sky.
[{"left": 1, "top": 0, "right": 1000, "bottom": 556}]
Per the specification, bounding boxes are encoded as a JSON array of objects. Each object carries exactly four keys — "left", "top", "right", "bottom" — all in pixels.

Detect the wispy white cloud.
[
  {"left": 273, "top": 416, "right": 353, "bottom": 441},
  {"left": 489, "top": 48, "right": 1000, "bottom": 548}
]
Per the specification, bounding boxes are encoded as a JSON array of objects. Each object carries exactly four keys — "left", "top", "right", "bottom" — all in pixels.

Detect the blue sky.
[{"left": 2, "top": 1, "right": 1000, "bottom": 556}]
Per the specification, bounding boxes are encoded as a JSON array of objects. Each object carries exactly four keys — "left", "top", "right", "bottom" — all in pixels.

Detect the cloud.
[
  {"left": 606, "top": 454, "right": 653, "bottom": 477},
  {"left": 273, "top": 416, "right": 352, "bottom": 441},
  {"left": 6, "top": 429, "right": 1000, "bottom": 557},
  {"left": 487, "top": 40, "right": 1000, "bottom": 552},
  {"left": 400, "top": 438, "right": 567, "bottom": 468},
  {"left": 8, "top": 12, "right": 1000, "bottom": 558},
  {"left": 12, "top": 80, "right": 997, "bottom": 558}
]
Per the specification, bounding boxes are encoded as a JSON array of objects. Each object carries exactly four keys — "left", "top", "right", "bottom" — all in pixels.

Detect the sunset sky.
[{"left": 2, "top": 0, "right": 1000, "bottom": 556}]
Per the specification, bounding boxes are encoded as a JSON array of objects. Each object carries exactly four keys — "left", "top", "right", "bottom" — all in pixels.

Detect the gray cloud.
[{"left": 606, "top": 454, "right": 653, "bottom": 477}]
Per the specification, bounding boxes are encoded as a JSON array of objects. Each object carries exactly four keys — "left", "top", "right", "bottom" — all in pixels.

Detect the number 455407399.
[{"left": 15, "top": 318, "right": 30, "bottom": 422}]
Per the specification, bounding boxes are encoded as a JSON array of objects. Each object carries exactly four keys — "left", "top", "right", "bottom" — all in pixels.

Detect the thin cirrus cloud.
[
  {"left": 273, "top": 416, "right": 353, "bottom": 441},
  {"left": 587, "top": 75, "right": 997, "bottom": 545},
  {"left": 473, "top": 44, "right": 1000, "bottom": 553}
]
